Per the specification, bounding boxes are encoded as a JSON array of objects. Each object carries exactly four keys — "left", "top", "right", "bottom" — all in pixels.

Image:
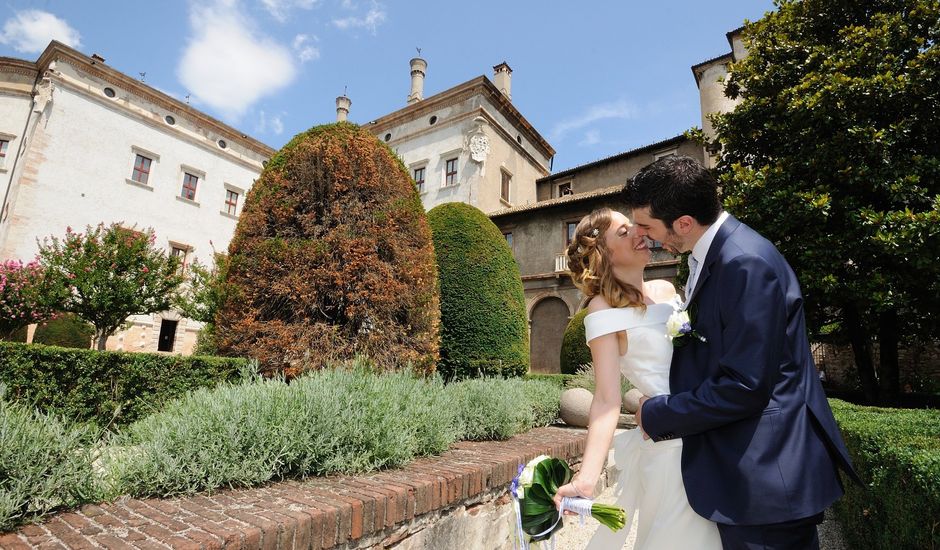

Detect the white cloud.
[
  {"left": 293, "top": 34, "right": 320, "bottom": 62},
  {"left": 579, "top": 129, "right": 601, "bottom": 147},
  {"left": 332, "top": 2, "right": 386, "bottom": 34},
  {"left": 551, "top": 99, "right": 637, "bottom": 141},
  {"left": 0, "top": 10, "right": 81, "bottom": 53},
  {"left": 178, "top": 1, "right": 297, "bottom": 119},
  {"left": 260, "top": 0, "right": 318, "bottom": 23},
  {"left": 256, "top": 110, "right": 286, "bottom": 135}
]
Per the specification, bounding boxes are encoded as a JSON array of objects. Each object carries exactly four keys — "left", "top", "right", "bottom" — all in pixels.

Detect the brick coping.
[{"left": 1, "top": 426, "right": 588, "bottom": 549}]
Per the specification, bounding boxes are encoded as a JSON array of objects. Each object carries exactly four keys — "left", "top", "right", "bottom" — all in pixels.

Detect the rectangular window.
[
  {"left": 170, "top": 246, "right": 189, "bottom": 274},
  {"left": 181, "top": 172, "right": 198, "bottom": 200},
  {"left": 131, "top": 154, "right": 152, "bottom": 184},
  {"left": 503, "top": 232, "right": 513, "bottom": 247},
  {"left": 224, "top": 189, "right": 239, "bottom": 215},
  {"left": 414, "top": 167, "right": 426, "bottom": 193},
  {"left": 0, "top": 139, "right": 9, "bottom": 160},
  {"left": 557, "top": 182, "right": 572, "bottom": 197},
  {"left": 444, "top": 158, "right": 458, "bottom": 186},
  {"left": 566, "top": 221, "right": 578, "bottom": 246},
  {"left": 501, "top": 170, "right": 512, "bottom": 203}
]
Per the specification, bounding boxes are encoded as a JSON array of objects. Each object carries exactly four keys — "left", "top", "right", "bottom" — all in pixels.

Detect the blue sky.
[{"left": 0, "top": 1, "right": 774, "bottom": 171}]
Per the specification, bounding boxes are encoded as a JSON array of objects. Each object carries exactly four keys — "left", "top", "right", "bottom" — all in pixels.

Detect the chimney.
[
  {"left": 408, "top": 57, "right": 427, "bottom": 104},
  {"left": 493, "top": 62, "right": 512, "bottom": 101},
  {"left": 336, "top": 94, "right": 351, "bottom": 122}
]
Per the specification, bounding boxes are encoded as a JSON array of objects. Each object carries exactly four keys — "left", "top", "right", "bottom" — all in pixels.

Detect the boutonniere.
[{"left": 666, "top": 304, "right": 706, "bottom": 348}]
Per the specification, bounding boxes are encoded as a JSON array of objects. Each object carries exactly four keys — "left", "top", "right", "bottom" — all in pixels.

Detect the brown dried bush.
[{"left": 216, "top": 123, "right": 439, "bottom": 376}]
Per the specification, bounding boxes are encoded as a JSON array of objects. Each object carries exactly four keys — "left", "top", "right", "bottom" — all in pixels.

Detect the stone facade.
[
  {"left": 364, "top": 61, "right": 554, "bottom": 215},
  {"left": 692, "top": 27, "right": 746, "bottom": 166},
  {"left": 490, "top": 136, "right": 706, "bottom": 374},
  {"left": 0, "top": 42, "right": 273, "bottom": 354}
]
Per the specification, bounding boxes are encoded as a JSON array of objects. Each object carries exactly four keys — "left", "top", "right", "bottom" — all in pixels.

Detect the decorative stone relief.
[
  {"left": 467, "top": 116, "right": 490, "bottom": 163},
  {"left": 32, "top": 77, "right": 54, "bottom": 114},
  {"left": 468, "top": 133, "right": 489, "bottom": 163}
]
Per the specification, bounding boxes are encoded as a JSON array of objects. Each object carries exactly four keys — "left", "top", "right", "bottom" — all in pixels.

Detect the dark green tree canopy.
[
  {"left": 217, "top": 123, "right": 440, "bottom": 376},
  {"left": 427, "top": 202, "right": 528, "bottom": 379},
  {"left": 703, "top": 0, "right": 940, "bottom": 402},
  {"left": 560, "top": 308, "right": 591, "bottom": 376}
]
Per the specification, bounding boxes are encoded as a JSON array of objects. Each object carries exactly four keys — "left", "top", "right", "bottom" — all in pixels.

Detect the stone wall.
[{"left": 814, "top": 341, "right": 940, "bottom": 391}]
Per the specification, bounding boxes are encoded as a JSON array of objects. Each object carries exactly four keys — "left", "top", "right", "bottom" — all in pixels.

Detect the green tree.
[
  {"left": 175, "top": 252, "right": 229, "bottom": 355},
  {"left": 37, "top": 224, "right": 184, "bottom": 350},
  {"left": 702, "top": 0, "right": 940, "bottom": 403},
  {"left": 216, "top": 123, "right": 440, "bottom": 375},
  {"left": 559, "top": 308, "right": 591, "bottom": 375},
  {"left": 427, "top": 202, "right": 529, "bottom": 379},
  {"left": 31, "top": 313, "right": 95, "bottom": 348}
]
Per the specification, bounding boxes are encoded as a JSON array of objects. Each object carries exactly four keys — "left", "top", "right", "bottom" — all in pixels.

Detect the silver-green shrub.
[
  {"left": 0, "top": 387, "right": 101, "bottom": 531},
  {"left": 448, "top": 378, "right": 561, "bottom": 441},
  {"left": 103, "top": 365, "right": 457, "bottom": 498},
  {"left": 524, "top": 380, "right": 563, "bottom": 427}
]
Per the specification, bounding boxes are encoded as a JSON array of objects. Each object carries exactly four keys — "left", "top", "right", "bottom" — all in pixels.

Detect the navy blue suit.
[{"left": 642, "top": 217, "right": 860, "bottom": 538}]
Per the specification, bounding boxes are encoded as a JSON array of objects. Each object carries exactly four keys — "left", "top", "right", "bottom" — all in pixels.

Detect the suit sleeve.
[{"left": 642, "top": 253, "right": 787, "bottom": 440}]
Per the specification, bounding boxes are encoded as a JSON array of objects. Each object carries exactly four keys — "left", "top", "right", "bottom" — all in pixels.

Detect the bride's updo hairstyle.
[{"left": 566, "top": 207, "right": 646, "bottom": 310}]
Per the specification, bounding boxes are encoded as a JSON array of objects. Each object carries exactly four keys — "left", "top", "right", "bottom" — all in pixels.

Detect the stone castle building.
[
  {"left": 1, "top": 41, "right": 273, "bottom": 353},
  {"left": 2, "top": 30, "right": 740, "bottom": 364},
  {"left": 358, "top": 58, "right": 555, "bottom": 214}
]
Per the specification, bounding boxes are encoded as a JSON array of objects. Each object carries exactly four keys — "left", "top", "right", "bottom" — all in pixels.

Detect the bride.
[{"left": 552, "top": 207, "right": 721, "bottom": 549}]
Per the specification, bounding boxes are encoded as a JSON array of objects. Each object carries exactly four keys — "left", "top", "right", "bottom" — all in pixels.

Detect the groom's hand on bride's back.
[{"left": 636, "top": 396, "right": 650, "bottom": 440}]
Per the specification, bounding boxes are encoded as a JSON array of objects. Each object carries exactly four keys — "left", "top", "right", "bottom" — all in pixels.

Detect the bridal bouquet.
[{"left": 509, "top": 455, "right": 625, "bottom": 548}]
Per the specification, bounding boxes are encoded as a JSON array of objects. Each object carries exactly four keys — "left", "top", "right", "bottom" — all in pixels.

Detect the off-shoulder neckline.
[{"left": 584, "top": 299, "right": 678, "bottom": 319}]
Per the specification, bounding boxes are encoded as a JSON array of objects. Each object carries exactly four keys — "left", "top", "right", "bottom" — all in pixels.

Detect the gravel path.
[{"left": 553, "top": 489, "right": 848, "bottom": 549}]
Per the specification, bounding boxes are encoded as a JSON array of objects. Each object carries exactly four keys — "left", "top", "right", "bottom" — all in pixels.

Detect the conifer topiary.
[
  {"left": 427, "top": 202, "right": 528, "bottom": 379},
  {"left": 559, "top": 308, "right": 591, "bottom": 375},
  {"left": 216, "top": 123, "right": 439, "bottom": 376}
]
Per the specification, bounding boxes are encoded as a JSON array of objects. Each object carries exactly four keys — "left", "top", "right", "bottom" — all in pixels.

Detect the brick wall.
[
  {"left": 0, "top": 426, "right": 589, "bottom": 549},
  {"left": 814, "top": 341, "right": 940, "bottom": 391}
]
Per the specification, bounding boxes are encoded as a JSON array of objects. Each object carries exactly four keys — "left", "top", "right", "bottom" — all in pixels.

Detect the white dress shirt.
[{"left": 685, "top": 210, "right": 730, "bottom": 300}]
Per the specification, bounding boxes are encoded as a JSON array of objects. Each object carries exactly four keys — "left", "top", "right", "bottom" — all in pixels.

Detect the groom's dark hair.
[{"left": 623, "top": 155, "right": 721, "bottom": 228}]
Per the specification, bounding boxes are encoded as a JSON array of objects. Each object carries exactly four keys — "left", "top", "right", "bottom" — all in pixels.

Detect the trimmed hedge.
[
  {"left": 0, "top": 342, "right": 251, "bottom": 428},
  {"left": 217, "top": 122, "right": 440, "bottom": 376},
  {"left": 560, "top": 308, "right": 591, "bottom": 375},
  {"left": 830, "top": 399, "right": 940, "bottom": 549},
  {"left": 32, "top": 313, "right": 95, "bottom": 348},
  {"left": 427, "top": 203, "right": 528, "bottom": 379}
]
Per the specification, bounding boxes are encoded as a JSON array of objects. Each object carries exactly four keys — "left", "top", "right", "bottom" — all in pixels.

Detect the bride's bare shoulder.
[
  {"left": 586, "top": 295, "right": 613, "bottom": 314},
  {"left": 645, "top": 279, "right": 678, "bottom": 302}
]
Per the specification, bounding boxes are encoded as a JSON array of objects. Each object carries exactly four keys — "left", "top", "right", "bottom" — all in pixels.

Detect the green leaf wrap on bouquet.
[{"left": 515, "top": 455, "right": 626, "bottom": 542}]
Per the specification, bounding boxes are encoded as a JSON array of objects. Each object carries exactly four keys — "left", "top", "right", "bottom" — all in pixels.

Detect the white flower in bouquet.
[
  {"left": 515, "top": 455, "right": 550, "bottom": 497},
  {"left": 665, "top": 310, "right": 691, "bottom": 340}
]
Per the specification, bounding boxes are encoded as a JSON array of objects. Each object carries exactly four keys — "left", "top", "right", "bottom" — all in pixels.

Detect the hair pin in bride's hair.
[{"left": 590, "top": 228, "right": 599, "bottom": 238}]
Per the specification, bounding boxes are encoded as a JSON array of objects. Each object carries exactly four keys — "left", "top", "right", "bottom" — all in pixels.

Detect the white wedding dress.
[{"left": 582, "top": 301, "right": 721, "bottom": 550}]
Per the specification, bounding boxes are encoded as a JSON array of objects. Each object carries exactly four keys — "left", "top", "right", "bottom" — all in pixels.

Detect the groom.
[{"left": 627, "top": 156, "right": 860, "bottom": 549}]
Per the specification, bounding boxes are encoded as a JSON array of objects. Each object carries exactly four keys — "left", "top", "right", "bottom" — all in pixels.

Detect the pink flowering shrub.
[
  {"left": 0, "top": 259, "right": 51, "bottom": 339},
  {"left": 37, "top": 223, "right": 184, "bottom": 349}
]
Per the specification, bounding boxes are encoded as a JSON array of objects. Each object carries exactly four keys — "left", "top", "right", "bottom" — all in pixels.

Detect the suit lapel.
[{"left": 686, "top": 216, "right": 741, "bottom": 306}]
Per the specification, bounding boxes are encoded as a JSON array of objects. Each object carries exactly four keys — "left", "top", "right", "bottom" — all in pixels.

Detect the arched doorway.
[{"left": 529, "top": 297, "right": 570, "bottom": 374}]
